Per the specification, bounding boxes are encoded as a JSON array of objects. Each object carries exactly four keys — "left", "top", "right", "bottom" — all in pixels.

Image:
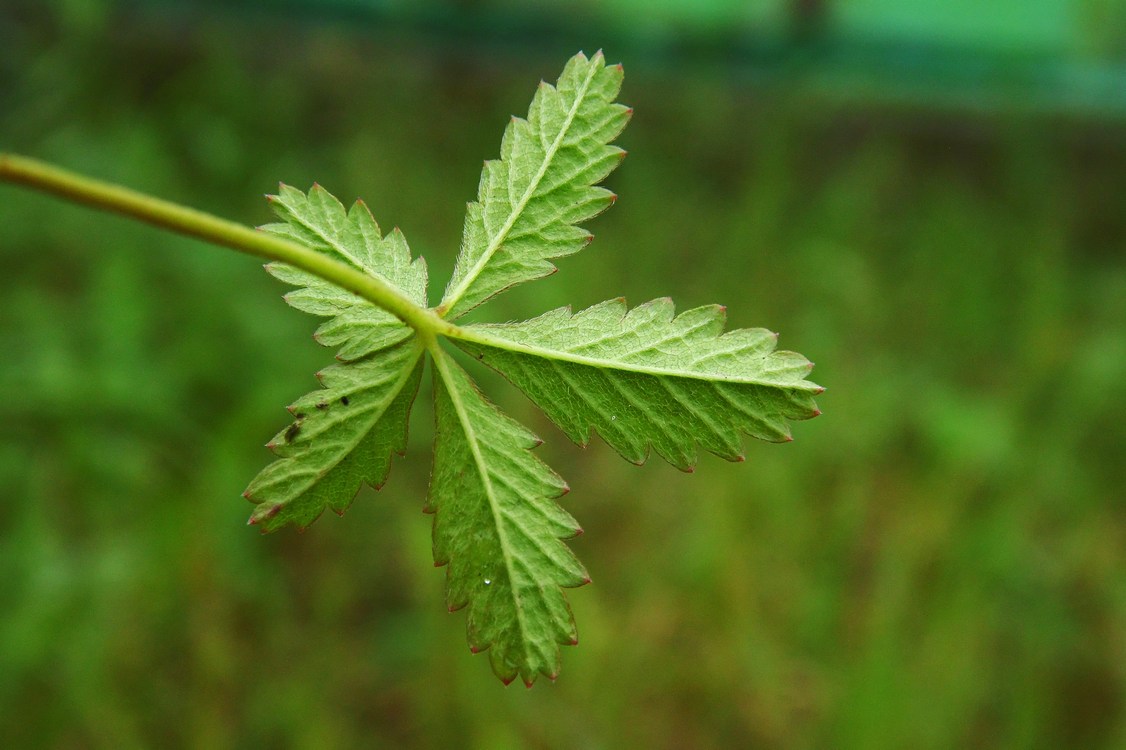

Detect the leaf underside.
[
  {"left": 244, "top": 51, "right": 822, "bottom": 686},
  {"left": 244, "top": 185, "right": 427, "bottom": 531},
  {"left": 439, "top": 50, "right": 630, "bottom": 320},
  {"left": 452, "top": 298, "right": 823, "bottom": 470},
  {"left": 264, "top": 183, "right": 428, "bottom": 360},
  {"left": 429, "top": 350, "right": 587, "bottom": 686}
]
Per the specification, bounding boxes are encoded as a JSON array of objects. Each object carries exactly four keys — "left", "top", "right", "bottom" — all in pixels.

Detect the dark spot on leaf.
[
  {"left": 285, "top": 423, "right": 301, "bottom": 442},
  {"left": 315, "top": 402, "right": 328, "bottom": 410},
  {"left": 294, "top": 413, "right": 306, "bottom": 420},
  {"left": 340, "top": 396, "right": 350, "bottom": 406}
]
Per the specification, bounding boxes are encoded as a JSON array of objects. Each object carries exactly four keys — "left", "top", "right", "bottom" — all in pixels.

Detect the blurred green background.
[{"left": 2, "top": 1, "right": 1125, "bottom": 747}]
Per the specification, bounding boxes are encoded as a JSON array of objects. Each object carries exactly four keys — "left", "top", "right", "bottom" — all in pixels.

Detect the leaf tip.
[
  {"left": 815, "top": 386, "right": 826, "bottom": 395},
  {"left": 810, "top": 408, "right": 822, "bottom": 418}
]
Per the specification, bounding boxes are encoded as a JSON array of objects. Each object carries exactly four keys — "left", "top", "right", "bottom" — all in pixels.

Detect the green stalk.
[{"left": 0, "top": 153, "right": 454, "bottom": 336}]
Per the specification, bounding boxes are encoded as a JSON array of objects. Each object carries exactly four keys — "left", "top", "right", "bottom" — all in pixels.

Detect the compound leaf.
[
  {"left": 450, "top": 298, "right": 823, "bottom": 470},
  {"left": 428, "top": 348, "right": 587, "bottom": 686},
  {"left": 438, "top": 50, "right": 630, "bottom": 320},
  {"left": 235, "top": 54, "right": 820, "bottom": 684}
]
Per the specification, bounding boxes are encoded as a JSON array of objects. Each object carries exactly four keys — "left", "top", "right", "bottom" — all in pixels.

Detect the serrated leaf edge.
[
  {"left": 438, "top": 51, "right": 605, "bottom": 317},
  {"left": 429, "top": 344, "right": 586, "bottom": 683}
]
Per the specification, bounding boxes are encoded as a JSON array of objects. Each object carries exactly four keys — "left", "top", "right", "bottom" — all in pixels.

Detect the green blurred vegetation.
[{"left": 2, "top": 1, "right": 1124, "bottom": 748}]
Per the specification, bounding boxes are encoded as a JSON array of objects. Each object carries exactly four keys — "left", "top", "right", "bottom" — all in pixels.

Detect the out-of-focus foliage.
[{"left": 1, "top": 1, "right": 1124, "bottom": 748}]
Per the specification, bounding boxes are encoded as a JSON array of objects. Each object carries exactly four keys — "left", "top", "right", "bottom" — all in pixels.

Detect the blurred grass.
[{"left": 1, "top": 2, "right": 1124, "bottom": 748}]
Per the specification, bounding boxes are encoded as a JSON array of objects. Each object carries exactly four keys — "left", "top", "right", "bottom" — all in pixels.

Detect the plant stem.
[{"left": 0, "top": 153, "right": 454, "bottom": 336}]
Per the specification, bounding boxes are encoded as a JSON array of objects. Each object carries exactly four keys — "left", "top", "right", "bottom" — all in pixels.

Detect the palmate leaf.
[
  {"left": 450, "top": 298, "right": 823, "bottom": 470},
  {"left": 234, "top": 51, "right": 821, "bottom": 685},
  {"left": 244, "top": 185, "right": 428, "bottom": 531},
  {"left": 438, "top": 50, "right": 630, "bottom": 320},
  {"left": 428, "top": 349, "right": 588, "bottom": 685}
]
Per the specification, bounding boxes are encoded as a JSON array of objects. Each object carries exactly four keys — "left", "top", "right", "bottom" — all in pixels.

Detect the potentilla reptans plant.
[{"left": 0, "top": 51, "right": 822, "bottom": 686}]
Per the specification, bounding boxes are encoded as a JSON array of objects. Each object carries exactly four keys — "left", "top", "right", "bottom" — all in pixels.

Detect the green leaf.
[
  {"left": 428, "top": 348, "right": 588, "bottom": 686},
  {"left": 450, "top": 298, "right": 823, "bottom": 470},
  {"left": 245, "top": 339, "right": 425, "bottom": 531},
  {"left": 236, "top": 56, "right": 819, "bottom": 682},
  {"left": 438, "top": 50, "right": 630, "bottom": 320},
  {"left": 263, "top": 183, "right": 428, "bottom": 361},
  {"left": 245, "top": 184, "right": 429, "bottom": 531}
]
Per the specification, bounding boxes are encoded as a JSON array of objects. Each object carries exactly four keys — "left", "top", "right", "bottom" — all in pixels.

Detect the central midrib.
[
  {"left": 451, "top": 327, "right": 820, "bottom": 391},
  {"left": 432, "top": 347, "right": 534, "bottom": 668}
]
